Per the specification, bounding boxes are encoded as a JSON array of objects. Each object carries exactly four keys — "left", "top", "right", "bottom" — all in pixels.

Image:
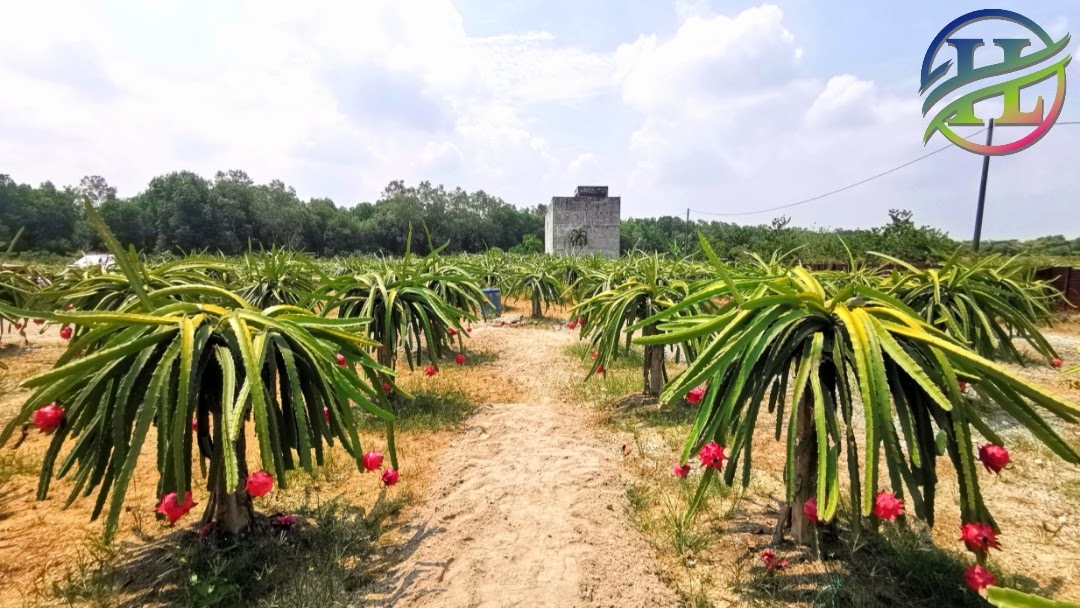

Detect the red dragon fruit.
[
  {"left": 382, "top": 469, "right": 400, "bottom": 486},
  {"left": 362, "top": 450, "right": 384, "bottom": 472},
  {"left": 32, "top": 403, "right": 64, "bottom": 434},
  {"left": 245, "top": 470, "right": 274, "bottom": 498},
  {"left": 157, "top": 491, "right": 197, "bottom": 523}
]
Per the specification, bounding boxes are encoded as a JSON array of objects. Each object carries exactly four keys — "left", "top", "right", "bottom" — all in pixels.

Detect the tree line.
[
  {"left": 2, "top": 172, "right": 1075, "bottom": 263},
  {"left": 0, "top": 172, "right": 546, "bottom": 257},
  {"left": 620, "top": 210, "right": 956, "bottom": 264}
]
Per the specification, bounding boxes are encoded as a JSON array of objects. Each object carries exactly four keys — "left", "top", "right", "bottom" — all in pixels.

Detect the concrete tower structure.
[{"left": 544, "top": 186, "right": 620, "bottom": 258}]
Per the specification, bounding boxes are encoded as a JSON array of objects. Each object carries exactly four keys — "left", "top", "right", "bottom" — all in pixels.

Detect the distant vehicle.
[{"left": 70, "top": 253, "right": 116, "bottom": 269}]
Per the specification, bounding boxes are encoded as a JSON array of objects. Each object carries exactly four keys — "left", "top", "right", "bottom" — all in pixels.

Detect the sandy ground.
[
  {"left": 0, "top": 325, "right": 455, "bottom": 605},
  {"left": 0, "top": 324, "right": 99, "bottom": 599},
  {"left": 367, "top": 321, "right": 679, "bottom": 608}
]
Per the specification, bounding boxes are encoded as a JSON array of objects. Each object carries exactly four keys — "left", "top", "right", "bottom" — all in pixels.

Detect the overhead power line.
[{"left": 690, "top": 121, "right": 1080, "bottom": 218}]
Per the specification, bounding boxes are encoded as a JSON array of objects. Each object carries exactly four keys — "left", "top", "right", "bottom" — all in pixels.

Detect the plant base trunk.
[
  {"left": 531, "top": 294, "right": 542, "bottom": 319},
  {"left": 771, "top": 504, "right": 791, "bottom": 545},
  {"left": 642, "top": 323, "right": 665, "bottom": 397},
  {"left": 788, "top": 389, "right": 818, "bottom": 546},
  {"left": 377, "top": 344, "right": 395, "bottom": 370},
  {"left": 213, "top": 487, "right": 255, "bottom": 535},
  {"left": 202, "top": 424, "right": 256, "bottom": 535}
]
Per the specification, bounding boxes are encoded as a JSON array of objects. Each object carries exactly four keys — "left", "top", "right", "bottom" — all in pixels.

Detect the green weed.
[{"left": 361, "top": 385, "right": 475, "bottom": 432}]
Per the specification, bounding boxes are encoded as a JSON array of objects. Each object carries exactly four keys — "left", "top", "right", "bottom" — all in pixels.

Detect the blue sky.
[{"left": 0, "top": 0, "right": 1077, "bottom": 239}]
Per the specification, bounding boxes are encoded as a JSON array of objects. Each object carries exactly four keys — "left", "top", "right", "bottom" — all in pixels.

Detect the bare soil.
[
  {"left": 0, "top": 324, "right": 102, "bottom": 600},
  {"left": 368, "top": 317, "right": 678, "bottom": 607}
]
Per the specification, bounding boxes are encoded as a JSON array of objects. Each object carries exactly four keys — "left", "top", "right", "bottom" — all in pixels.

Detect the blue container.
[{"left": 481, "top": 288, "right": 503, "bottom": 320}]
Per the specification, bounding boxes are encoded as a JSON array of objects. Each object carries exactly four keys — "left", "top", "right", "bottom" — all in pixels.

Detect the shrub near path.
[{"left": 368, "top": 313, "right": 678, "bottom": 607}]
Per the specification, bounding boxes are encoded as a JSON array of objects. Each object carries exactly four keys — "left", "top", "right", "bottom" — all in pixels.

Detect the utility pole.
[
  {"left": 972, "top": 118, "right": 994, "bottom": 252},
  {"left": 685, "top": 208, "right": 690, "bottom": 249}
]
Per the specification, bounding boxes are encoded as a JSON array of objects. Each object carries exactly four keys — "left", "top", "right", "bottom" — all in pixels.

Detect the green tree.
[
  {"left": 0, "top": 176, "right": 80, "bottom": 253},
  {"left": 212, "top": 170, "right": 258, "bottom": 252},
  {"left": 75, "top": 175, "right": 117, "bottom": 206},
  {"left": 246, "top": 180, "right": 305, "bottom": 250},
  {"left": 147, "top": 172, "right": 241, "bottom": 253},
  {"left": 508, "top": 234, "right": 543, "bottom": 254},
  {"left": 98, "top": 197, "right": 152, "bottom": 250}
]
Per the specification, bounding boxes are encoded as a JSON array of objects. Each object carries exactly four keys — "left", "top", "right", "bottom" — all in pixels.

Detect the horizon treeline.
[{"left": 2, "top": 172, "right": 1078, "bottom": 263}]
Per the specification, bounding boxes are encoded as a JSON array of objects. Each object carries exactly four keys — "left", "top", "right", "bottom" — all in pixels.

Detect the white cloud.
[
  {"left": 804, "top": 75, "right": 879, "bottom": 128},
  {"left": 675, "top": 0, "right": 711, "bottom": 22},
  {"left": 0, "top": 0, "right": 605, "bottom": 205},
  {"left": 1048, "top": 16, "right": 1069, "bottom": 38},
  {"left": 567, "top": 153, "right": 603, "bottom": 183},
  {"left": 615, "top": 5, "right": 802, "bottom": 113},
  {"left": 0, "top": 0, "right": 1076, "bottom": 238},
  {"left": 607, "top": 4, "right": 1080, "bottom": 238}
]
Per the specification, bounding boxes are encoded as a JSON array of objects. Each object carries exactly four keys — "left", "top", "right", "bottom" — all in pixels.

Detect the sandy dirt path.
[{"left": 368, "top": 324, "right": 678, "bottom": 608}]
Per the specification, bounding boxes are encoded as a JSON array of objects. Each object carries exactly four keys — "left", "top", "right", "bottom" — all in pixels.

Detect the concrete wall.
[{"left": 545, "top": 194, "right": 621, "bottom": 258}]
